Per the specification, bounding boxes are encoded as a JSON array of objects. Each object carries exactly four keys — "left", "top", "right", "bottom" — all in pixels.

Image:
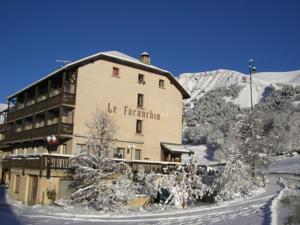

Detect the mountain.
[{"left": 178, "top": 69, "right": 300, "bottom": 108}]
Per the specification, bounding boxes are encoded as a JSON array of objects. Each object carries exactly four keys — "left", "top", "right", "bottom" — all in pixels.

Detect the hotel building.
[{"left": 0, "top": 51, "right": 190, "bottom": 205}]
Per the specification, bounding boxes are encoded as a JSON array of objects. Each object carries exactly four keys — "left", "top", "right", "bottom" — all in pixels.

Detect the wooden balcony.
[
  {"left": 5, "top": 123, "right": 73, "bottom": 143},
  {"left": 7, "top": 93, "right": 76, "bottom": 122},
  {"left": 1, "top": 155, "right": 221, "bottom": 181},
  {"left": 1, "top": 155, "right": 181, "bottom": 179},
  {"left": 2, "top": 155, "right": 72, "bottom": 178},
  {"left": 0, "top": 140, "right": 9, "bottom": 150}
]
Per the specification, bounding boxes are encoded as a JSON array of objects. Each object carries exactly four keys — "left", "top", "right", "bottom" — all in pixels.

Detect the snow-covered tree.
[
  {"left": 184, "top": 85, "right": 242, "bottom": 154},
  {"left": 85, "top": 110, "right": 117, "bottom": 157},
  {"left": 213, "top": 159, "right": 253, "bottom": 201},
  {"left": 70, "top": 110, "right": 135, "bottom": 211}
]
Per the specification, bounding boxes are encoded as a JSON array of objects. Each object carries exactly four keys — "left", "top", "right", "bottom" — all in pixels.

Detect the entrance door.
[{"left": 28, "top": 175, "right": 38, "bottom": 205}]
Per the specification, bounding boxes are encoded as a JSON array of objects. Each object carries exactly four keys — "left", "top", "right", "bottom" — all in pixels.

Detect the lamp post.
[
  {"left": 248, "top": 59, "right": 256, "bottom": 111},
  {"left": 46, "top": 135, "right": 58, "bottom": 179},
  {"left": 46, "top": 135, "right": 58, "bottom": 153}
]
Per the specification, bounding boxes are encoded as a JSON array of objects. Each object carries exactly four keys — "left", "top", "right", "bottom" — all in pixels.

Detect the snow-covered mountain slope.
[
  {"left": 252, "top": 70, "right": 300, "bottom": 86},
  {"left": 178, "top": 69, "right": 300, "bottom": 108}
]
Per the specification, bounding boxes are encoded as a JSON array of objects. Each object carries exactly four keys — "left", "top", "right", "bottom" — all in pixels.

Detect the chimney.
[{"left": 140, "top": 52, "right": 150, "bottom": 65}]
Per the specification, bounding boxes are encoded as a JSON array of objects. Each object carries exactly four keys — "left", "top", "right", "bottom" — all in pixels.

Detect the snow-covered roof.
[
  {"left": 181, "top": 145, "right": 220, "bottom": 165},
  {"left": 161, "top": 143, "right": 194, "bottom": 154},
  {"left": 7, "top": 51, "right": 190, "bottom": 99},
  {"left": 0, "top": 103, "right": 7, "bottom": 113}
]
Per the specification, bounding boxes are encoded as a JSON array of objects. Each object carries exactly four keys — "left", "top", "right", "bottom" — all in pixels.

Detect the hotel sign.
[{"left": 107, "top": 102, "right": 161, "bottom": 120}]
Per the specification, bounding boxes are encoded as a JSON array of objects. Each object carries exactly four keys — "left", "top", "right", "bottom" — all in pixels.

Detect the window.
[
  {"left": 112, "top": 67, "right": 119, "bottom": 77},
  {"left": 138, "top": 74, "right": 145, "bottom": 84},
  {"left": 113, "top": 148, "right": 125, "bottom": 159},
  {"left": 137, "top": 94, "right": 144, "bottom": 108},
  {"left": 135, "top": 149, "right": 141, "bottom": 160},
  {"left": 14, "top": 175, "right": 20, "bottom": 193},
  {"left": 159, "top": 79, "right": 165, "bottom": 88},
  {"left": 136, "top": 120, "right": 143, "bottom": 134}
]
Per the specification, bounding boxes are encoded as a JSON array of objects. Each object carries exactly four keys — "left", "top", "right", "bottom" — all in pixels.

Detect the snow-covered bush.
[
  {"left": 133, "top": 169, "right": 158, "bottom": 198},
  {"left": 148, "top": 158, "right": 215, "bottom": 208},
  {"left": 70, "top": 151, "right": 135, "bottom": 211}
]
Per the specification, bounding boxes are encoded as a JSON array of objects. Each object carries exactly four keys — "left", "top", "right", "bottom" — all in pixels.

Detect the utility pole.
[
  {"left": 248, "top": 59, "right": 257, "bottom": 177},
  {"left": 248, "top": 59, "right": 256, "bottom": 111}
]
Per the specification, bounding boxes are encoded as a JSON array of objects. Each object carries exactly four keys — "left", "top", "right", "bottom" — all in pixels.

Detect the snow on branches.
[
  {"left": 70, "top": 110, "right": 134, "bottom": 211},
  {"left": 214, "top": 159, "right": 253, "bottom": 201}
]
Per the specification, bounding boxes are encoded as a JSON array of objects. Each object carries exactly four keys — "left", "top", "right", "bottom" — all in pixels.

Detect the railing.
[
  {"left": 7, "top": 93, "right": 76, "bottom": 122},
  {"left": 112, "top": 159, "right": 180, "bottom": 174},
  {"left": 2, "top": 155, "right": 72, "bottom": 177},
  {"left": 1, "top": 155, "right": 221, "bottom": 180},
  {"left": 0, "top": 140, "right": 8, "bottom": 150},
  {"left": 5, "top": 123, "right": 73, "bottom": 143},
  {"left": 2, "top": 156, "right": 182, "bottom": 177}
]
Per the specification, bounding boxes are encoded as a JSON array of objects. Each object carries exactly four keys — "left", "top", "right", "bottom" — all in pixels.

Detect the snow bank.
[{"left": 270, "top": 179, "right": 287, "bottom": 225}]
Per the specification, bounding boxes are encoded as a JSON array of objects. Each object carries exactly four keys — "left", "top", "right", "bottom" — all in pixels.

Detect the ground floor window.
[
  {"left": 113, "top": 148, "right": 125, "bottom": 159},
  {"left": 135, "top": 149, "right": 141, "bottom": 160}
]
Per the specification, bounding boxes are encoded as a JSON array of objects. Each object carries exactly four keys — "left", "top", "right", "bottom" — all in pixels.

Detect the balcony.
[
  {"left": 1, "top": 155, "right": 181, "bottom": 179},
  {"left": 7, "top": 93, "right": 76, "bottom": 122},
  {"left": 5, "top": 123, "right": 73, "bottom": 143},
  {"left": 0, "top": 140, "right": 9, "bottom": 150},
  {"left": 1, "top": 155, "right": 72, "bottom": 177}
]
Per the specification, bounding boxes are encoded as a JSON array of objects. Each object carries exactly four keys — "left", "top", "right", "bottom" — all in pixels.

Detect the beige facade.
[
  {"left": 72, "top": 58, "right": 184, "bottom": 161},
  {"left": 0, "top": 51, "right": 190, "bottom": 205}
]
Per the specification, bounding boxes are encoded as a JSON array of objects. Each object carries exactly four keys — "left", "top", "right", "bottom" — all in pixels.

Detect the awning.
[{"left": 161, "top": 143, "right": 194, "bottom": 154}]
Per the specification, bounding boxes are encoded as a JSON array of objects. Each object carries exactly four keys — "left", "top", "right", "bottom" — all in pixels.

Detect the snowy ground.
[
  {"left": 269, "top": 155, "right": 300, "bottom": 175},
  {"left": 0, "top": 155, "right": 299, "bottom": 225}
]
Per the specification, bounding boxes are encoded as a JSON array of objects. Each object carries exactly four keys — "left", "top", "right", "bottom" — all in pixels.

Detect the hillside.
[{"left": 178, "top": 69, "right": 300, "bottom": 108}]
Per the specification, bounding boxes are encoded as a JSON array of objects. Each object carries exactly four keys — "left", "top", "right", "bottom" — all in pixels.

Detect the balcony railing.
[
  {"left": 1, "top": 155, "right": 72, "bottom": 177},
  {"left": 1, "top": 155, "right": 222, "bottom": 180},
  {"left": 0, "top": 140, "right": 9, "bottom": 150},
  {"left": 7, "top": 93, "right": 75, "bottom": 122},
  {"left": 5, "top": 123, "right": 73, "bottom": 143},
  {"left": 1, "top": 155, "right": 182, "bottom": 178}
]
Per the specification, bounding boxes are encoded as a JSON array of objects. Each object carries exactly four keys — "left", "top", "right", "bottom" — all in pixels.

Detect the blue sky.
[{"left": 0, "top": 0, "right": 299, "bottom": 102}]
